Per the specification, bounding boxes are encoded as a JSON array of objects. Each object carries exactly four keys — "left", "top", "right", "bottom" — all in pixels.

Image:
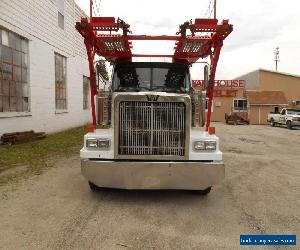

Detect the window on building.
[
  {"left": 0, "top": 28, "right": 29, "bottom": 113},
  {"left": 83, "top": 76, "right": 90, "bottom": 110},
  {"left": 57, "top": 0, "right": 65, "bottom": 29},
  {"left": 293, "top": 100, "right": 300, "bottom": 106},
  {"left": 58, "top": 13, "right": 64, "bottom": 30},
  {"left": 55, "top": 53, "right": 67, "bottom": 110},
  {"left": 233, "top": 99, "right": 247, "bottom": 111}
]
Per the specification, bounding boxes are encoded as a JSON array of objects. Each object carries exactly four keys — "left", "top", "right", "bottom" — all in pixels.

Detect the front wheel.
[
  {"left": 270, "top": 118, "right": 275, "bottom": 127},
  {"left": 286, "top": 120, "right": 292, "bottom": 129},
  {"left": 191, "top": 187, "right": 212, "bottom": 195}
]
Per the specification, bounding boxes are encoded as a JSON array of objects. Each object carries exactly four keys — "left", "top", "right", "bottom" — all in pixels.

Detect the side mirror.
[{"left": 204, "top": 65, "right": 209, "bottom": 90}]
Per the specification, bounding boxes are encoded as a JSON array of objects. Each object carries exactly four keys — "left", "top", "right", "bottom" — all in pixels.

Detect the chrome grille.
[{"left": 119, "top": 101, "right": 186, "bottom": 156}]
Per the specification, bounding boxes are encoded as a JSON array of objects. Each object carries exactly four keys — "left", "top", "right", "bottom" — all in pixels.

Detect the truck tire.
[
  {"left": 270, "top": 118, "right": 275, "bottom": 127},
  {"left": 286, "top": 120, "right": 292, "bottom": 129},
  {"left": 192, "top": 187, "right": 212, "bottom": 195},
  {"left": 88, "top": 181, "right": 102, "bottom": 191}
]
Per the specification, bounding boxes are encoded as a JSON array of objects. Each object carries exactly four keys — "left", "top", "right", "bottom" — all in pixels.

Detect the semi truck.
[{"left": 76, "top": 7, "right": 233, "bottom": 194}]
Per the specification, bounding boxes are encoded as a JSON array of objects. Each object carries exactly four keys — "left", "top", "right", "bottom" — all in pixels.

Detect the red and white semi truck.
[{"left": 76, "top": 3, "right": 233, "bottom": 194}]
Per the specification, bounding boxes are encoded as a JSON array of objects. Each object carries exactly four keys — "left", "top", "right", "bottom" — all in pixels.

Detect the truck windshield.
[
  {"left": 112, "top": 62, "right": 191, "bottom": 93},
  {"left": 287, "top": 109, "right": 300, "bottom": 115}
]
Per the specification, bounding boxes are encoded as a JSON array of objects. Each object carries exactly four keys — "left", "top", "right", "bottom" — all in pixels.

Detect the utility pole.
[{"left": 274, "top": 47, "right": 279, "bottom": 72}]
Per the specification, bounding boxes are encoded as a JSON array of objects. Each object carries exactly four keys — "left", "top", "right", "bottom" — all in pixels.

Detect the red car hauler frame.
[
  {"left": 76, "top": 3, "right": 233, "bottom": 131},
  {"left": 77, "top": 1, "right": 233, "bottom": 193}
]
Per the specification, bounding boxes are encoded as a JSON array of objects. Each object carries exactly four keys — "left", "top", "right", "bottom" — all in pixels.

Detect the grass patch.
[{"left": 0, "top": 126, "right": 87, "bottom": 186}]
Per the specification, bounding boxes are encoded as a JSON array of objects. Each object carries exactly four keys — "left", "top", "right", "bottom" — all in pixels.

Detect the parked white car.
[{"left": 268, "top": 108, "right": 300, "bottom": 129}]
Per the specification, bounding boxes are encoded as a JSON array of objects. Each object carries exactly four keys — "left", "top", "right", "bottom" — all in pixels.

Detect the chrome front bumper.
[
  {"left": 81, "top": 159, "right": 225, "bottom": 190},
  {"left": 291, "top": 121, "right": 300, "bottom": 126}
]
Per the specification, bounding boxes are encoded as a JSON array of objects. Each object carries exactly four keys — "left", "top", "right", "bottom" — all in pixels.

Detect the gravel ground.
[{"left": 0, "top": 123, "right": 299, "bottom": 250}]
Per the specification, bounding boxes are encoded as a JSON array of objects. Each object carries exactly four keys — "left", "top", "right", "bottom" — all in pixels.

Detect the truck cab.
[{"left": 80, "top": 62, "right": 224, "bottom": 194}]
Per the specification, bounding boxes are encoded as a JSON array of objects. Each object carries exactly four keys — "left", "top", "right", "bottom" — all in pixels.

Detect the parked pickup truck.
[{"left": 268, "top": 108, "right": 300, "bottom": 129}]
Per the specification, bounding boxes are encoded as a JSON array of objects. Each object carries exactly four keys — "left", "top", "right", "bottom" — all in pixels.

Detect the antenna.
[
  {"left": 274, "top": 47, "right": 279, "bottom": 72},
  {"left": 90, "top": 0, "right": 93, "bottom": 20},
  {"left": 214, "top": 0, "right": 217, "bottom": 19}
]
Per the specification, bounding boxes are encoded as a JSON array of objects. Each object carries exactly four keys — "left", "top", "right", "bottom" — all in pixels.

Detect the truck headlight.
[
  {"left": 194, "top": 141, "right": 206, "bottom": 150},
  {"left": 205, "top": 141, "right": 217, "bottom": 151},
  {"left": 86, "top": 139, "right": 110, "bottom": 149},
  {"left": 194, "top": 140, "right": 217, "bottom": 151},
  {"left": 86, "top": 138, "right": 98, "bottom": 148},
  {"left": 98, "top": 139, "right": 110, "bottom": 149}
]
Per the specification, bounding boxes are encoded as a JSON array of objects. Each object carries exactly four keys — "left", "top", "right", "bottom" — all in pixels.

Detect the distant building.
[
  {"left": 0, "top": 0, "right": 92, "bottom": 135},
  {"left": 193, "top": 69, "right": 300, "bottom": 125},
  {"left": 245, "top": 90, "right": 288, "bottom": 125}
]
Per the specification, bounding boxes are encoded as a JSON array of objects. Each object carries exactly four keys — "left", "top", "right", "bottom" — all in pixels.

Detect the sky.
[{"left": 75, "top": 0, "right": 300, "bottom": 80}]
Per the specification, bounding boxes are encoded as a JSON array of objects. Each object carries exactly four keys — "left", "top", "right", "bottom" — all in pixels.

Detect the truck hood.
[{"left": 288, "top": 114, "right": 300, "bottom": 118}]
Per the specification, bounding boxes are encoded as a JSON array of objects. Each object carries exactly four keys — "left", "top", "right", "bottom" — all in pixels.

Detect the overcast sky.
[{"left": 75, "top": 0, "right": 300, "bottom": 80}]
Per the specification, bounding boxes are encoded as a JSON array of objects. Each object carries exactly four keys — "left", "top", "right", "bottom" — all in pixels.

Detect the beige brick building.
[{"left": 193, "top": 69, "right": 300, "bottom": 125}]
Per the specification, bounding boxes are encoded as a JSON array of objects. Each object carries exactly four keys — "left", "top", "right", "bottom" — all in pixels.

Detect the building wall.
[
  {"left": 259, "top": 70, "right": 300, "bottom": 107},
  {"left": 249, "top": 105, "right": 275, "bottom": 125},
  {"left": 213, "top": 97, "right": 233, "bottom": 122},
  {"left": 246, "top": 70, "right": 300, "bottom": 124},
  {"left": 248, "top": 106, "right": 259, "bottom": 125},
  {"left": 0, "top": 0, "right": 86, "bottom": 59},
  {"left": 0, "top": 0, "right": 91, "bottom": 135},
  {"left": 227, "top": 69, "right": 300, "bottom": 125},
  {"left": 235, "top": 70, "right": 259, "bottom": 90},
  {"left": 212, "top": 88, "right": 245, "bottom": 122}
]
